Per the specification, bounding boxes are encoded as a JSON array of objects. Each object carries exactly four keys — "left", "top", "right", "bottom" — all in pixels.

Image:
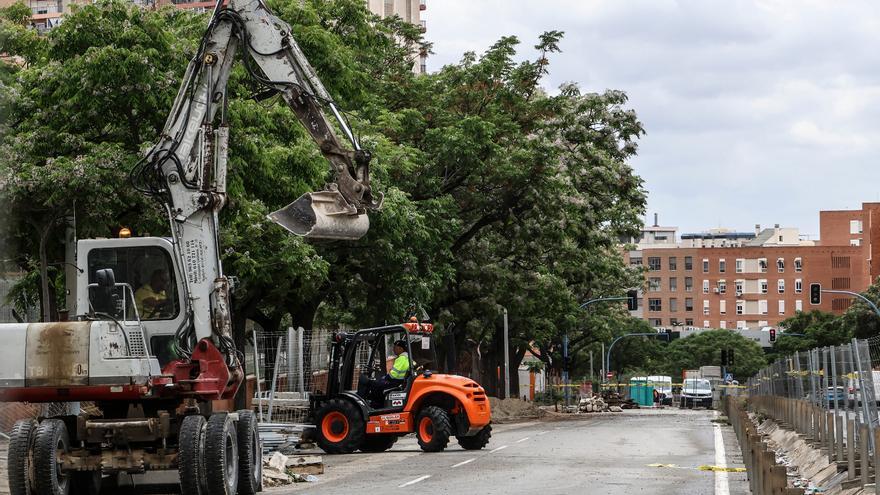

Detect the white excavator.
[{"left": 0, "top": 1, "right": 382, "bottom": 494}]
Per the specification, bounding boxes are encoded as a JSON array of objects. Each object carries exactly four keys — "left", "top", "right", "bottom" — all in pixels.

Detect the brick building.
[{"left": 626, "top": 204, "right": 880, "bottom": 331}]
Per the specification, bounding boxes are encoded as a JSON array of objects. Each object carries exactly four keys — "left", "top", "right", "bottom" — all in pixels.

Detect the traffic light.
[
  {"left": 769, "top": 328, "right": 776, "bottom": 342},
  {"left": 627, "top": 289, "right": 638, "bottom": 311},
  {"left": 728, "top": 349, "right": 734, "bottom": 367},
  {"left": 721, "top": 349, "right": 728, "bottom": 366},
  {"left": 810, "top": 283, "right": 821, "bottom": 305}
]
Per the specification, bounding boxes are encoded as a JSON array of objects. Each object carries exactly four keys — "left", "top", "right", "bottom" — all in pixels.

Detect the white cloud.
[{"left": 424, "top": 0, "right": 880, "bottom": 236}]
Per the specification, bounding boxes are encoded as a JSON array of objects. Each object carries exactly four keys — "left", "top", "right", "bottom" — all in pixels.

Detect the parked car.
[{"left": 680, "top": 378, "right": 713, "bottom": 409}]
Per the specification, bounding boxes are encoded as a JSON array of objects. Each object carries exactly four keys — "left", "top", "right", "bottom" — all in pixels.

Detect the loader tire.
[
  {"left": 178, "top": 414, "right": 206, "bottom": 495},
  {"left": 8, "top": 418, "right": 37, "bottom": 495},
  {"left": 359, "top": 434, "right": 398, "bottom": 453},
  {"left": 235, "top": 410, "right": 262, "bottom": 494},
  {"left": 205, "top": 413, "right": 239, "bottom": 495},
  {"left": 416, "top": 406, "right": 452, "bottom": 452},
  {"left": 33, "top": 419, "right": 71, "bottom": 495},
  {"left": 457, "top": 424, "right": 492, "bottom": 450},
  {"left": 315, "top": 399, "right": 365, "bottom": 454}
]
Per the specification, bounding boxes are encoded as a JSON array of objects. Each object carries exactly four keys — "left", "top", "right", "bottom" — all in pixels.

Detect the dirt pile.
[{"left": 489, "top": 397, "right": 543, "bottom": 422}]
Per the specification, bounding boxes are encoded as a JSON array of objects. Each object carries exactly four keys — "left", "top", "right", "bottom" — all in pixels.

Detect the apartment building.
[{"left": 627, "top": 208, "right": 875, "bottom": 331}]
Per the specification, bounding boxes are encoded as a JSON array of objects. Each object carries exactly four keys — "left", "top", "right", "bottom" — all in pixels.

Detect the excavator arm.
[{"left": 130, "top": 0, "right": 382, "bottom": 378}]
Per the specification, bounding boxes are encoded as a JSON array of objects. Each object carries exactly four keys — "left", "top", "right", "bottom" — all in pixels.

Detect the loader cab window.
[{"left": 88, "top": 246, "right": 179, "bottom": 321}]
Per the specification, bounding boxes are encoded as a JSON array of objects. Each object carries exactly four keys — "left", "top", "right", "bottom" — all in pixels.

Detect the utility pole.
[
  {"left": 563, "top": 334, "right": 570, "bottom": 407},
  {"left": 503, "top": 307, "right": 510, "bottom": 399}
]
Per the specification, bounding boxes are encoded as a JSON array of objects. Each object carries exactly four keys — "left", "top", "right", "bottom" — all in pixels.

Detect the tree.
[
  {"left": 663, "top": 330, "right": 767, "bottom": 380},
  {"left": 772, "top": 310, "right": 851, "bottom": 357},
  {"left": 840, "top": 277, "right": 880, "bottom": 339}
]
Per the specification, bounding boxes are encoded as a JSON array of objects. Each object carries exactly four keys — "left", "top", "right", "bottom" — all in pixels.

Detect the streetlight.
[{"left": 820, "top": 289, "right": 880, "bottom": 318}]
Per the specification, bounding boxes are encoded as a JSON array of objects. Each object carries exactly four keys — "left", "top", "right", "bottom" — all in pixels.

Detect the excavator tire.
[
  {"left": 416, "top": 406, "right": 452, "bottom": 452},
  {"left": 33, "top": 419, "right": 71, "bottom": 495},
  {"left": 205, "top": 413, "right": 239, "bottom": 495},
  {"left": 315, "top": 399, "right": 365, "bottom": 454},
  {"left": 457, "top": 424, "right": 492, "bottom": 450},
  {"left": 8, "top": 419, "right": 37, "bottom": 495},
  {"left": 178, "top": 415, "right": 207, "bottom": 495},
  {"left": 358, "top": 434, "right": 398, "bottom": 453},
  {"left": 235, "top": 410, "right": 263, "bottom": 494}
]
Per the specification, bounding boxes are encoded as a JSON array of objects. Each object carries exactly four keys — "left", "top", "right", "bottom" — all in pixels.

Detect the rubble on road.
[
  {"left": 488, "top": 397, "right": 544, "bottom": 422},
  {"left": 262, "top": 452, "right": 323, "bottom": 487},
  {"left": 578, "top": 396, "right": 608, "bottom": 413}
]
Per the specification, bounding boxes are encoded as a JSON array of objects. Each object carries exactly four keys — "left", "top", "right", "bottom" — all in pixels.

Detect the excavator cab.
[{"left": 311, "top": 322, "right": 492, "bottom": 455}]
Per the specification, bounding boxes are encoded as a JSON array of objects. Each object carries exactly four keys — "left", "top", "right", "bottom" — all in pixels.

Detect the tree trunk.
[{"left": 38, "top": 222, "right": 53, "bottom": 322}]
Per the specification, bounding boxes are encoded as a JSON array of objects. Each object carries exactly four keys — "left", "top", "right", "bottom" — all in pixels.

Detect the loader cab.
[{"left": 76, "top": 237, "right": 186, "bottom": 366}]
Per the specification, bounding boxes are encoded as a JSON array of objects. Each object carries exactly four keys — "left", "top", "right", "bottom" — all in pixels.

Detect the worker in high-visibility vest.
[{"left": 367, "top": 340, "right": 412, "bottom": 405}]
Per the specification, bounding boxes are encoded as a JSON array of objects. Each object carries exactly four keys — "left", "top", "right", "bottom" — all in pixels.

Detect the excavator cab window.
[{"left": 87, "top": 247, "right": 179, "bottom": 321}]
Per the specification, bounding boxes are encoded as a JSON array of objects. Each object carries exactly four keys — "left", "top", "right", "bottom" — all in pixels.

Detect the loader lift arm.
[{"left": 129, "top": 0, "right": 382, "bottom": 388}]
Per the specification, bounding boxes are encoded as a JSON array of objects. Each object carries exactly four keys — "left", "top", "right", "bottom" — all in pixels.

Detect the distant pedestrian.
[{"left": 653, "top": 388, "right": 660, "bottom": 406}]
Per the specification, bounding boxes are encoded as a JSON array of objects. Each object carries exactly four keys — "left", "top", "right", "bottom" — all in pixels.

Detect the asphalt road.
[{"left": 272, "top": 408, "right": 750, "bottom": 495}]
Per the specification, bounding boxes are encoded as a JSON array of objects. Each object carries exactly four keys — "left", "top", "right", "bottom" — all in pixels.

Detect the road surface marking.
[
  {"left": 451, "top": 458, "right": 476, "bottom": 468},
  {"left": 714, "top": 412, "right": 730, "bottom": 495},
  {"left": 399, "top": 475, "right": 430, "bottom": 487},
  {"left": 490, "top": 445, "right": 508, "bottom": 453},
  {"left": 536, "top": 430, "right": 550, "bottom": 436},
  {"left": 515, "top": 437, "right": 530, "bottom": 443}
]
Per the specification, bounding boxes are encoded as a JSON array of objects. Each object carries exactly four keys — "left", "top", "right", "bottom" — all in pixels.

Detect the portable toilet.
[{"left": 629, "top": 376, "right": 655, "bottom": 407}]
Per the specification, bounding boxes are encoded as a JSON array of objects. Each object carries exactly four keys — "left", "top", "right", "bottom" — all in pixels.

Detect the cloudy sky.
[{"left": 423, "top": 0, "right": 880, "bottom": 239}]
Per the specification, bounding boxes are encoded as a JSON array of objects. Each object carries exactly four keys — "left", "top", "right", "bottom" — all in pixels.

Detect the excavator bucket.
[{"left": 268, "top": 190, "right": 369, "bottom": 240}]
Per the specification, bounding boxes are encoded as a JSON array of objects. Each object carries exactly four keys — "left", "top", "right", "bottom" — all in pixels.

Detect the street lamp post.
[
  {"left": 821, "top": 289, "right": 880, "bottom": 318},
  {"left": 604, "top": 332, "right": 670, "bottom": 384}
]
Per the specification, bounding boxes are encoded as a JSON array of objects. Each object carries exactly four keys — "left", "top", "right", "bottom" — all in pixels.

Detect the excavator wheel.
[
  {"left": 205, "top": 413, "right": 239, "bottom": 495},
  {"left": 178, "top": 415, "right": 207, "bottom": 495},
  {"left": 416, "top": 406, "right": 452, "bottom": 452},
  {"left": 315, "top": 399, "right": 365, "bottom": 454},
  {"left": 33, "top": 419, "right": 71, "bottom": 495},
  {"left": 7, "top": 419, "right": 37, "bottom": 495},
  {"left": 359, "top": 434, "right": 398, "bottom": 453},
  {"left": 457, "top": 424, "right": 492, "bottom": 450},
  {"left": 235, "top": 410, "right": 263, "bottom": 494}
]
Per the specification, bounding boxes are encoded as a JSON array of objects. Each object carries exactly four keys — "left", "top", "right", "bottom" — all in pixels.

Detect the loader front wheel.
[
  {"left": 416, "top": 406, "right": 452, "bottom": 452},
  {"left": 315, "top": 399, "right": 364, "bottom": 454},
  {"left": 8, "top": 418, "right": 37, "bottom": 495},
  {"left": 457, "top": 424, "right": 492, "bottom": 450},
  {"left": 33, "top": 419, "right": 71, "bottom": 495}
]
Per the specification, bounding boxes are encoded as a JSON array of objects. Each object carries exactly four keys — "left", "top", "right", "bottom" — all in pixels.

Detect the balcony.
[{"left": 420, "top": 0, "right": 426, "bottom": 10}]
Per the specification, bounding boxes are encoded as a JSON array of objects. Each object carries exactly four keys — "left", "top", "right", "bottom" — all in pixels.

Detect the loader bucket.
[{"left": 268, "top": 190, "right": 369, "bottom": 240}]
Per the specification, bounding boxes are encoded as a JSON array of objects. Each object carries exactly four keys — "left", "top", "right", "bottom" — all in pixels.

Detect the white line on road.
[
  {"left": 399, "top": 475, "right": 431, "bottom": 488},
  {"left": 536, "top": 430, "right": 550, "bottom": 436},
  {"left": 451, "top": 458, "right": 476, "bottom": 468},
  {"left": 490, "top": 445, "right": 508, "bottom": 453},
  {"left": 515, "top": 437, "right": 530, "bottom": 443},
  {"left": 714, "top": 412, "right": 730, "bottom": 495}
]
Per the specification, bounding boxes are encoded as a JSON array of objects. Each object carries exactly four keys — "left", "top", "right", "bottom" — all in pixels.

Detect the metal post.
[
  {"left": 601, "top": 343, "right": 605, "bottom": 383},
  {"left": 267, "top": 336, "right": 284, "bottom": 423},
  {"left": 503, "top": 307, "right": 510, "bottom": 400},
  {"left": 832, "top": 345, "right": 841, "bottom": 413},
  {"left": 563, "top": 333, "right": 569, "bottom": 408},
  {"left": 253, "top": 332, "right": 263, "bottom": 421},
  {"left": 297, "top": 326, "right": 305, "bottom": 395},
  {"left": 286, "top": 326, "right": 295, "bottom": 394},
  {"left": 852, "top": 338, "right": 874, "bottom": 453},
  {"left": 589, "top": 350, "right": 594, "bottom": 383}
]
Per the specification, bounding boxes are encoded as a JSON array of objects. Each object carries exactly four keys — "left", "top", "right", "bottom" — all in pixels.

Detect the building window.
[
  {"left": 718, "top": 280, "right": 726, "bottom": 294},
  {"left": 685, "top": 318, "right": 694, "bottom": 326},
  {"left": 777, "top": 258, "right": 784, "bottom": 272},
  {"left": 796, "top": 300, "right": 803, "bottom": 311},
  {"left": 685, "top": 298, "right": 694, "bottom": 312},
  {"left": 720, "top": 320, "right": 727, "bottom": 329},
  {"left": 851, "top": 239, "right": 861, "bottom": 247},
  {"left": 670, "top": 318, "right": 680, "bottom": 326},
  {"left": 735, "top": 280, "right": 744, "bottom": 295},
  {"left": 649, "top": 277, "right": 661, "bottom": 292},
  {"left": 759, "top": 258, "right": 768, "bottom": 272},
  {"left": 720, "top": 300, "right": 727, "bottom": 315},
  {"left": 758, "top": 320, "right": 769, "bottom": 327},
  {"left": 630, "top": 256, "right": 642, "bottom": 267},
  {"left": 778, "top": 300, "right": 785, "bottom": 315},
  {"left": 669, "top": 257, "right": 677, "bottom": 271},
  {"left": 703, "top": 300, "right": 710, "bottom": 315},
  {"left": 760, "top": 279, "right": 768, "bottom": 294},
  {"left": 685, "top": 277, "right": 693, "bottom": 292},
  {"left": 795, "top": 279, "right": 802, "bottom": 293},
  {"left": 737, "top": 320, "right": 746, "bottom": 330},
  {"left": 684, "top": 256, "right": 693, "bottom": 271},
  {"left": 778, "top": 279, "right": 785, "bottom": 293},
  {"left": 736, "top": 259, "right": 744, "bottom": 273},
  {"left": 669, "top": 298, "right": 678, "bottom": 313},
  {"left": 850, "top": 220, "right": 863, "bottom": 234},
  {"left": 719, "top": 259, "right": 726, "bottom": 273},
  {"left": 650, "top": 318, "right": 662, "bottom": 327},
  {"left": 669, "top": 277, "right": 678, "bottom": 292},
  {"left": 702, "top": 259, "right": 709, "bottom": 273},
  {"left": 648, "top": 298, "right": 662, "bottom": 312},
  {"left": 736, "top": 301, "right": 744, "bottom": 315},
  {"left": 702, "top": 280, "right": 709, "bottom": 294},
  {"left": 759, "top": 300, "right": 768, "bottom": 315},
  {"left": 703, "top": 320, "right": 710, "bottom": 328},
  {"left": 648, "top": 257, "right": 661, "bottom": 271},
  {"left": 794, "top": 258, "right": 802, "bottom": 272}
]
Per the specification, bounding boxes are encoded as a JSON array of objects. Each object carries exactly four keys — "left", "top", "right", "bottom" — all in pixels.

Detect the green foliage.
[
  {"left": 773, "top": 310, "right": 851, "bottom": 356},
  {"left": 663, "top": 329, "right": 767, "bottom": 380}
]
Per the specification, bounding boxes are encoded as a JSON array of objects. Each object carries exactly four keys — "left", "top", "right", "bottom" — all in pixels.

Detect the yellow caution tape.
[
  {"left": 698, "top": 465, "right": 747, "bottom": 473},
  {"left": 647, "top": 463, "right": 680, "bottom": 468}
]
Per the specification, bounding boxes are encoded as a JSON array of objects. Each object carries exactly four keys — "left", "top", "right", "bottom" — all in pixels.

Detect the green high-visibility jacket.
[{"left": 389, "top": 352, "right": 411, "bottom": 380}]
